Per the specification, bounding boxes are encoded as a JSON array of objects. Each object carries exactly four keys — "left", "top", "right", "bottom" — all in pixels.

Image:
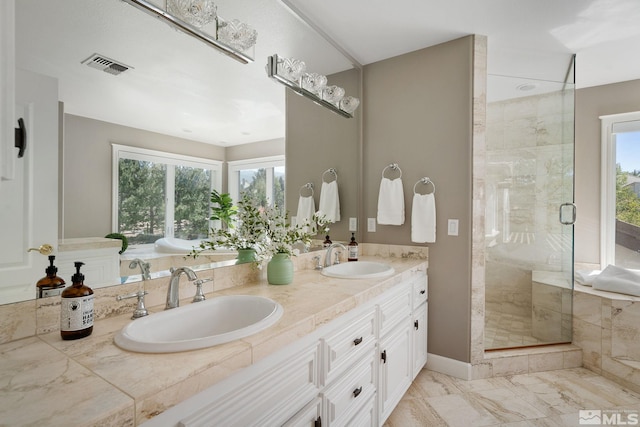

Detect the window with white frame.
[
  {"left": 601, "top": 112, "right": 640, "bottom": 269},
  {"left": 112, "top": 144, "right": 222, "bottom": 245},
  {"left": 227, "top": 155, "right": 285, "bottom": 210}
]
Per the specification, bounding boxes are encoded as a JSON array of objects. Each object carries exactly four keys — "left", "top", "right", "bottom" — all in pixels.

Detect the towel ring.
[
  {"left": 413, "top": 177, "right": 435, "bottom": 194},
  {"left": 299, "top": 182, "right": 314, "bottom": 197},
  {"left": 322, "top": 168, "right": 338, "bottom": 183},
  {"left": 382, "top": 163, "right": 402, "bottom": 179}
]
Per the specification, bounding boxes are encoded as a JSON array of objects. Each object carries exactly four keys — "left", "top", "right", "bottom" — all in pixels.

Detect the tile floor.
[
  {"left": 385, "top": 367, "right": 640, "bottom": 426},
  {"left": 484, "top": 310, "right": 543, "bottom": 349}
]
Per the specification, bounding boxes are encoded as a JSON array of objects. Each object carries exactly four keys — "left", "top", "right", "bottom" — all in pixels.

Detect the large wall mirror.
[{"left": 5, "top": 0, "right": 360, "bottom": 302}]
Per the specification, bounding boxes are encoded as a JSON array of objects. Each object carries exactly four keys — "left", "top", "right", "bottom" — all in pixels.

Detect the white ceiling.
[{"left": 16, "top": 0, "right": 640, "bottom": 147}]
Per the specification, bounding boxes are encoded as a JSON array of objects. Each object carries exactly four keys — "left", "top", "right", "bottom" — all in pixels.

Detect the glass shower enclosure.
[{"left": 484, "top": 71, "right": 575, "bottom": 350}]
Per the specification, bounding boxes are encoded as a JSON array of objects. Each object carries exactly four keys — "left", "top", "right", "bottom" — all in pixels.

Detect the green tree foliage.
[
  {"left": 174, "top": 166, "right": 211, "bottom": 239},
  {"left": 616, "top": 165, "right": 640, "bottom": 227},
  {"left": 241, "top": 168, "right": 285, "bottom": 214},
  {"left": 118, "top": 159, "right": 165, "bottom": 243}
]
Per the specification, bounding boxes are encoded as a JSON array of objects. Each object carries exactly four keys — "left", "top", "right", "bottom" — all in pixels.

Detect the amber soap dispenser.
[
  {"left": 36, "top": 255, "right": 66, "bottom": 298},
  {"left": 348, "top": 232, "right": 359, "bottom": 261},
  {"left": 60, "top": 262, "right": 94, "bottom": 340}
]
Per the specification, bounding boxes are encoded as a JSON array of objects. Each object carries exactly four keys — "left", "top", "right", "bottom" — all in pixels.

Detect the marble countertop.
[{"left": 0, "top": 254, "right": 427, "bottom": 426}]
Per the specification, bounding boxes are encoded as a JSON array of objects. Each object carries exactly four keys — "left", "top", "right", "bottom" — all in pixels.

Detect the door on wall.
[
  {"left": 484, "top": 73, "right": 575, "bottom": 350},
  {"left": 0, "top": 69, "right": 59, "bottom": 304}
]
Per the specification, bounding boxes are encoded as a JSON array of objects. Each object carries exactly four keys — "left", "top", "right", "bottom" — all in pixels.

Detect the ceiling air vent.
[{"left": 81, "top": 53, "right": 133, "bottom": 76}]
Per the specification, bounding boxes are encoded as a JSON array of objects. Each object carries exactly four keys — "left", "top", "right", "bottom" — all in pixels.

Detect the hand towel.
[
  {"left": 296, "top": 195, "right": 316, "bottom": 233},
  {"left": 317, "top": 181, "right": 340, "bottom": 223},
  {"left": 411, "top": 193, "right": 436, "bottom": 243},
  {"left": 593, "top": 264, "right": 640, "bottom": 296},
  {"left": 377, "top": 178, "right": 405, "bottom": 225}
]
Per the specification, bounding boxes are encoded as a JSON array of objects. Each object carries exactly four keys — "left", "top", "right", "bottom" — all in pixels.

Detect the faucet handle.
[
  {"left": 312, "top": 255, "right": 323, "bottom": 270},
  {"left": 116, "top": 290, "right": 149, "bottom": 319},
  {"left": 192, "top": 278, "right": 212, "bottom": 303},
  {"left": 333, "top": 251, "right": 342, "bottom": 265}
]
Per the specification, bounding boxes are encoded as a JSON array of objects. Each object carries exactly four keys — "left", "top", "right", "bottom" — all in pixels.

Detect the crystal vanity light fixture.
[
  {"left": 266, "top": 54, "right": 360, "bottom": 118},
  {"left": 121, "top": 0, "right": 256, "bottom": 64}
]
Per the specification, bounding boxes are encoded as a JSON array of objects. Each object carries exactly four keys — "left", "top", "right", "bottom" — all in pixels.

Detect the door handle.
[
  {"left": 15, "top": 118, "right": 26, "bottom": 158},
  {"left": 27, "top": 244, "right": 53, "bottom": 255},
  {"left": 559, "top": 203, "right": 576, "bottom": 225}
]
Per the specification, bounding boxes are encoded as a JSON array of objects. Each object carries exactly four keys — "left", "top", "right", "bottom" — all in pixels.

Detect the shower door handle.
[{"left": 559, "top": 203, "right": 576, "bottom": 225}]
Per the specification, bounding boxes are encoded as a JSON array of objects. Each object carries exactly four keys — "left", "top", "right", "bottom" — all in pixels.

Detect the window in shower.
[{"left": 601, "top": 114, "right": 640, "bottom": 269}]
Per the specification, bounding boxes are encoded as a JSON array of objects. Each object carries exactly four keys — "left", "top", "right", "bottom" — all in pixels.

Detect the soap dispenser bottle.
[
  {"left": 36, "top": 255, "right": 66, "bottom": 298},
  {"left": 348, "top": 232, "right": 359, "bottom": 262},
  {"left": 60, "top": 262, "right": 94, "bottom": 340},
  {"left": 323, "top": 235, "right": 332, "bottom": 248}
]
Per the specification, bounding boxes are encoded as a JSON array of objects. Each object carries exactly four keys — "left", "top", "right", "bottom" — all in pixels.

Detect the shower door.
[{"left": 484, "top": 74, "right": 575, "bottom": 350}]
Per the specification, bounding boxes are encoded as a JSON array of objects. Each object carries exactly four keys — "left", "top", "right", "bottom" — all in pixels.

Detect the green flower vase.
[
  {"left": 267, "top": 253, "right": 294, "bottom": 285},
  {"left": 236, "top": 248, "right": 257, "bottom": 264}
]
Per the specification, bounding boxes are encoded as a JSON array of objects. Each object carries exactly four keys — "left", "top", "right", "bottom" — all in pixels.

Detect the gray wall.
[
  {"left": 63, "top": 114, "right": 226, "bottom": 238},
  {"left": 574, "top": 79, "right": 640, "bottom": 264},
  {"left": 363, "top": 36, "right": 474, "bottom": 362},
  {"left": 286, "top": 68, "right": 361, "bottom": 242}
]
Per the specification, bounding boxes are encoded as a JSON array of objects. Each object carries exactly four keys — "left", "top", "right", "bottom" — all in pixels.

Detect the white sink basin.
[
  {"left": 114, "top": 295, "right": 283, "bottom": 353},
  {"left": 321, "top": 261, "right": 395, "bottom": 279}
]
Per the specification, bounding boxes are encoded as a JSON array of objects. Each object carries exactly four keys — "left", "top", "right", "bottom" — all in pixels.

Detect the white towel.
[
  {"left": 296, "top": 195, "right": 316, "bottom": 233},
  {"left": 593, "top": 265, "right": 640, "bottom": 296},
  {"left": 575, "top": 269, "right": 601, "bottom": 286},
  {"left": 377, "top": 178, "right": 405, "bottom": 225},
  {"left": 411, "top": 193, "right": 436, "bottom": 243},
  {"left": 317, "top": 181, "right": 340, "bottom": 223}
]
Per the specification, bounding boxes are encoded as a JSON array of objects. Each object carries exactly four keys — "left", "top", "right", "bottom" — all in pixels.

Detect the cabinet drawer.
[
  {"left": 344, "top": 393, "right": 376, "bottom": 427},
  {"left": 179, "top": 343, "right": 320, "bottom": 427},
  {"left": 322, "top": 306, "right": 376, "bottom": 386},
  {"left": 378, "top": 283, "right": 412, "bottom": 337},
  {"left": 412, "top": 275, "right": 428, "bottom": 309},
  {"left": 322, "top": 353, "right": 376, "bottom": 427}
]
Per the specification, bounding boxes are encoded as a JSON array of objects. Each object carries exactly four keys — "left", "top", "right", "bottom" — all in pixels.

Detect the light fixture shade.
[
  {"left": 278, "top": 57, "right": 306, "bottom": 82},
  {"left": 340, "top": 96, "right": 360, "bottom": 114},
  {"left": 301, "top": 73, "right": 327, "bottom": 95},
  {"left": 322, "top": 85, "right": 345, "bottom": 105},
  {"left": 217, "top": 18, "right": 258, "bottom": 51},
  {"left": 167, "top": 0, "right": 217, "bottom": 28}
]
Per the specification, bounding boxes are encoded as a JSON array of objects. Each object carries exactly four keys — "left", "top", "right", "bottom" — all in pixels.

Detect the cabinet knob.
[
  {"left": 353, "top": 386, "right": 362, "bottom": 398},
  {"left": 420, "top": 289, "right": 426, "bottom": 294},
  {"left": 353, "top": 336, "right": 363, "bottom": 346},
  {"left": 414, "top": 320, "right": 419, "bottom": 330}
]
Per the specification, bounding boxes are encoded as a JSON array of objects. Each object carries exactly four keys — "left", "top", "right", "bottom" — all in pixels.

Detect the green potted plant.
[
  {"left": 192, "top": 191, "right": 265, "bottom": 264},
  {"left": 259, "top": 204, "right": 328, "bottom": 285}
]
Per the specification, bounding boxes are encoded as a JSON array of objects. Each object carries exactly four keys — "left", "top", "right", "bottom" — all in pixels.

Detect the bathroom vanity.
[{"left": 0, "top": 247, "right": 428, "bottom": 426}]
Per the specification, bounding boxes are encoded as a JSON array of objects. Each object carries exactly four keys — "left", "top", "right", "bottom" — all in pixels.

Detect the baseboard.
[{"left": 425, "top": 353, "right": 472, "bottom": 380}]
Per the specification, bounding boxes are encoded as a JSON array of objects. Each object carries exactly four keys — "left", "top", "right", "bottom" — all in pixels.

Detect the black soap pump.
[
  {"left": 36, "top": 255, "right": 66, "bottom": 298},
  {"left": 348, "top": 232, "right": 359, "bottom": 262},
  {"left": 60, "top": 262, "right": 94, "bottom": 340}
]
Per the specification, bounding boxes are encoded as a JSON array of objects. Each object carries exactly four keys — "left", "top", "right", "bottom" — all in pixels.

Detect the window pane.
[
  {"left": 118, "top": 159, "right": 166, "bottom": 244},
  {"left": 239, "top": 168, "right": 267, "bottom": 208},
  {"left": 174, "top": 166, "right": 211, "bottom": 239},
  {"left": 274, "top": 166, "right": 285, "bottom": 213},
  {"left": 615, "top": 130, "right": 640, "bottom": 269}
]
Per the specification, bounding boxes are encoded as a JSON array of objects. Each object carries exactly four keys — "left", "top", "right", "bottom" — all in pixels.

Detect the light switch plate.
[
  {"left": 349, "top": 217, "right": 357, "bottom": 231},
  {"left": 448, "top": 219, "right": 459, "bottom": 236},
  {"left": 367, "top": 218, "right": 376, "bottom": 232}
]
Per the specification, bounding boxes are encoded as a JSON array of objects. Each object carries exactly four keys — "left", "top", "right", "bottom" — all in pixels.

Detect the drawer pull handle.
[
  {"left": 353, "top": 337, "right": 363, "bottom": 346},
  {"left": 353, "top": 386, "right": 362, "bottom": 398},
  {"left": 381, "top": 350, "right": 387, "bottom": 363},
  {"left": 420, "top": 289, "right": 426, "bottom": 294},
  {"left": 315, "top": 416, "right": 322, "bottom": 427},
  {"left": 414, "top": 320, "right": 419, "bottom": 330}
]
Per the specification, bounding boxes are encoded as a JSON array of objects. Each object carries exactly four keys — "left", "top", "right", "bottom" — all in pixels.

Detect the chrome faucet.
[
  {"left": 166, "top": 267, "right": 197, "bottom": 309},
  {"left": 129, "top": 258, "right": 151, "bottom": 280},
  {"left": 324, "top": 242, "right": 347, "bottom": 267}
]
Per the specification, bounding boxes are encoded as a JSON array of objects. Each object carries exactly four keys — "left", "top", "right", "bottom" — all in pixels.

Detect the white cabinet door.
[
  {"left": 0, "top": 69, "right": 59, "bottom": 304},
  {"left": 378, "top": 318, "right": 412, "bottom": 424},
  {"left": 412, "top": 302, "right": 428, "bottom": 379}
]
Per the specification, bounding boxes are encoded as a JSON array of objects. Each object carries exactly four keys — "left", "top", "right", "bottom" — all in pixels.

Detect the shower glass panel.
[{"left": 484, "top": 74, "right": 575, "bottom": 350}]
